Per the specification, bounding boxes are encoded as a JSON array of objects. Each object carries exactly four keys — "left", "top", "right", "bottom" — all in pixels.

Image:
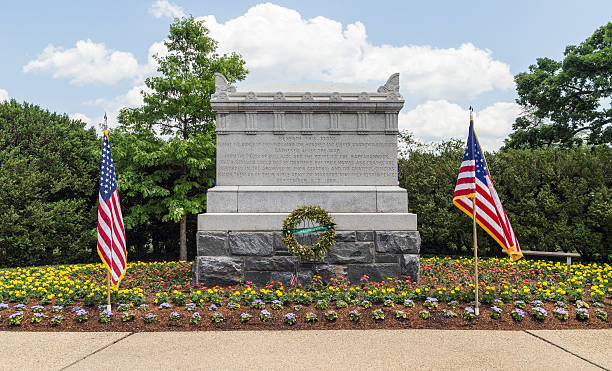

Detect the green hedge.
[{"left": 399, "top": 136, "right": 612, "bottom": 262}]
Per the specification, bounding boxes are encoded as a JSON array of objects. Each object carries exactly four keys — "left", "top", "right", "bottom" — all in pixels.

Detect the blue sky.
[{"left": 1, "top": 1, "right": 610, "bottom": 149}]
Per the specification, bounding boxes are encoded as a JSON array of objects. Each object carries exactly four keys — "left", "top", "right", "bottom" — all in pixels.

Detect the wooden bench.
[{"left": 521, "top": 250, "right": 581, "bottom": 266}]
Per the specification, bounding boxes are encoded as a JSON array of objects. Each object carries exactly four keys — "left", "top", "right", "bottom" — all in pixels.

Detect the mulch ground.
[{"left": 2, "top": 301, "right": 610, "bottom": 332}]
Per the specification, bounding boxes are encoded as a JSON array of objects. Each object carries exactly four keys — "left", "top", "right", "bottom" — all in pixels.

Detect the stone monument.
[{"left": 192, "top": 73, "right": 420, "bottom": 286}]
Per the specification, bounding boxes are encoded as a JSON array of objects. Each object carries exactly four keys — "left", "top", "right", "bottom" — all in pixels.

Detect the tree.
[
  {"left": 0, "top": 100, "right": 99, "bottom": 266},
  {"left": 118, "top": 16, "right": 247, "bottom": 260},
  {"left": 506, "top": 22, "right": 611, "bottom": 148}
]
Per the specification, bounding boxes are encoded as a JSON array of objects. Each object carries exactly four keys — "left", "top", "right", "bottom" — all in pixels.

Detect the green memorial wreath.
[{"left": 282, "top": 205, "right": 336, "bottom": 261}]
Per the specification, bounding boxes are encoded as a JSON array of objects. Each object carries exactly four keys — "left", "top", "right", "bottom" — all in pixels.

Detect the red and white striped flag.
[
  {"left": 453, "top": 118, "right": 522, "bottom": 261},
  {"left": 97, "top": 130, "right": 127, "bottom": 287}
]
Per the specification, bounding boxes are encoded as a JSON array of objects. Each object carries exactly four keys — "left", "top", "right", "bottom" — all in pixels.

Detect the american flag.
[
  {"left": 97, "top": 131, "right": 127, "bottom": 287},
  {"left": 452, "top": 117, "right": 522, "bottom": 261}
]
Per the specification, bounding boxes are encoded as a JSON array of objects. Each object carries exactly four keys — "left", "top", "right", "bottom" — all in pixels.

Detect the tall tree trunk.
[{"left": 180, "top": 214, "right": 187, "bottom": 261}]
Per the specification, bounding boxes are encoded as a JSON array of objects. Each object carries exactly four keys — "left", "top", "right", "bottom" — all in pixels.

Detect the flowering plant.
[
  {"left": 576, "top": 308, "right": 589, "bottom": 320},
  {"left": 170, "top": 290, "right": 186, "bottom": 306},
  {"left": 138, "top": 304, "right": 149, "bottom": 311},
  {"left": 284, "top": 312, "right": 296, "bottom": 325},
  {"left": 15, "top": 304, "right": 26, "bottom": 311},
  {"left": 555, "top": 301, "right": 567, "bottom": 309},
  {"left": 531, "top": 300, "right": 544, "bottom": 308},
  {"left": 553, "top": 308, "right": 568, "bottom": 321},
  {"left": 189, "top": 312, "right": 201, "bottom": 325},
  {"left": 443, "top": 309, "right": 458, "bottom": 318},
  {"left": 361, "top": 300, "right": 372, "bottom": 309},
  {"left": 513, "top": 300, "right": 526, "bottom": 309},
  {"left": 463, "top": 307, "right": 475, "bottom": 320},
  {"left": 575, "top": 300, "right": 589, "bottom": 309},
  {"left": 158, "top": 302, "right": 171, "bottom": 310},
  {"left": 335, "top": 300, "right": 348, "bottom": 309},
  {"left": 51, "top": 314, "right": 64, "bottom": 326},
  {"left": 490, "top": 306, "right": 502, "bottom": 320},
  {"left": 423, "top": 297, "right": 438, "bottom": 309},
  {"left": 0, "top": 303, "right": 8, "bottom": 310},
  {"left": 260, "top": 310, "right": 271, "bottom": 322},
  {"left": 31, "top": 305, "right": 45, "bottom": 313},
  {"left": 51, "top": 305, "right": 64, "bottom": 313},
  {"left": 593, "top": 302, "right": 604, "bottom": 308},
  {"left": 403, "top": 299, "right": 415, "bottom": 308},
  {"left": 210, "top": 312, "right": 224, "bottom": 323},
  {"left": 383, "top": 299, "right": 394, "bottom": 307},
  {"left": 117, "top": 303, "right": 130, "bottom": 312},
  {"left": 251, "top": 300, "right": 265, "bottom": 309},
  {"left": 511, "top": 308, "right": 525, "bottom": 322},
  {"left": 325, "top": 310, "right": 338, "bottom": 321},
  {"left": 100, "top": 310, "right": 112, "bottom": 323},
  {"left": 293, "top": 305, "right": 303, "bottom": 311},
  {"left": 227, "top": 303, "right": 240, "bottom": 310},
  {"left": 208, "top": 304, "right": 218, "bottom": 312},
  {"left": 396, "top": 310, "right": 407, "bottom": 319},
  {"left": 169, "top": 312, "right": 181, "bottom": 321},
  {"left": 419, "top": 310, "right": 430, "bottom": 320},
  {"left": 271, "top": 300, "right": 283, "bottom": 310},
  {"left": 448, "top": 300, "right": 459, "bottom": 308},
  {"left": 492, "top": 299, "right": 503, "bottom": 307},
  {"left": 31, "top": 313, "right": 44, "bottom": 323},
  {"left": 122, "top": 312, "right": 134, "bottom": 322},
  {"left": 76, "top": 309, "right": 89, "bottom": 323},
  {"left": 532, "top": 307, "right": 547, "bottom": 321},
  {"left": 315, "top": 300, "right": 329, "bottom": 310},
  {"left": 349, "top": 310, "right": 360, "bottom": 322},
  {"left": 144, "top": 313, "right": 156, "bottom": 323},
  {"left": 240, "top": 313, "right": 252, "bottom": 323},
  {"left": 595, "top": 309, "right": 607, "bottom": 321},
  {"left": 372, "top": 309, "right": 385, "bottom": 321},
  {"left": 305, "top": 312, "right": 318, "bottom": 322}
]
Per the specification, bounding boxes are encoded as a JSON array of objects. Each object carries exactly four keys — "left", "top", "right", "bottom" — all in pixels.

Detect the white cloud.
[
  {"left": 0, "top": 88, "right": 8, "bottom": 102},
  {"left": 23, "top": 38, "right": 168, "bottom": 86},
  {"left": 69, "top": 112, "right": 94, "bottom": 125},
  {"left": 199, "top": 3, "right": 514, "bottom": 100},
  {"left": 23, "top": 39, "right": 142, "bottom": 85},
  {"left": 400, "top": 100, "right": 520, "bottom": 150},
  {"left": 150, "top": 0, "right": 185, "bottom": 19}
]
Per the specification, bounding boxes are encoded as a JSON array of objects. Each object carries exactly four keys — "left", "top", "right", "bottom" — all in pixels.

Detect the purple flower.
[
  {"left": 425, "top": 297, "right": 438, "bottom": 303},
  {"left": 285, "top": 313, "right": 296, "bottom": 320},
  {"left": 350, "top": 310, "right": 359, "bottom": 315},
  {"left": 261, "top": 310, "right": 271, "bottom": 316},
  {"left": 465, "top": 307, "right": 475, "bottom": 314},
  {"left": 101, "top": 309, "right": 112, "bottom": 317},
  {"left": 76, "top": 309, "right": 89, "bottom": 316},
  {"left": 534, "top": 307, "right": 547, "bottom": 316},
  {"left": 186, "top": 303, "right": 196, "bottom": 308},
  {"left": 191, "top": 312, "right": 201, "bottom": 319},
  {"left": 0, "top": 303, "right": 8, "bottom": 310},
  {"left": 31, "top": 305, "right": 45, "bottom": 311},
  {"left": 491, "top": 306, "right": 502, "bottom": 314},
  {"left": 14, "top": 304, "right": 26, "bottom": 310},
  {"left": 272, "top": 300, "right": 282, "bottom": 305},
  {"left": 98, "top": 305, "right": 108, "bottom": 311},
  {"left": 514, "top": 308, "right": 525, "bottom": 317},
  {"left": 403, "top": 299, "right": 414, "bottom": 307},
  {"left": 158, "top": 302, "right": 171, "bottom": 309},
  {"left": 71, "top": 306, "right": 83, "bottom": 312},
  {"left": 33, "top": 313, "right": 44, "bottom": 318},
  {"left": 553, "top": 308, "right": 568, "bottom": 315},
  {"left": 9, "top": 311, "right": 24, "bottom": 319},
  {"left": 208, "top": 304, "right": 217, "bottom": 311},
  {"left": 240, "top": 313, "right": 252, "bottom": 320},
  {"left": 531, "top": 300, "right": 544, "bottom": 307},
  {"left": 52, "top": 305, "right": 63, "bottom": 311},
  {"left": 145, "top": 313, "right": 156, "bottom": 319}
]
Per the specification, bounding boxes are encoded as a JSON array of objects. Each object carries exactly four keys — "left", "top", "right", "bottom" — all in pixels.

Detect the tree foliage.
[
  {"left": 507, "top": 22, "right": 612, "bottom": 148},
  {"left": 400, "top": 133, "right": 611, "bottom": 262},
  {"left": 0, "top": 100, "right": 99, "bottom": 266},
  {"left": 118, "top": 16, "right": 247, "bottom": 260}
]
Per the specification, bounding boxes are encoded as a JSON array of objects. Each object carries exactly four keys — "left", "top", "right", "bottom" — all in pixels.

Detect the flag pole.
[
  {"left": 104, "top": 113, "right": 112, "bottom": 313},
  {"left": 470, "top": 106, "right": 479, "bottom": 316}
]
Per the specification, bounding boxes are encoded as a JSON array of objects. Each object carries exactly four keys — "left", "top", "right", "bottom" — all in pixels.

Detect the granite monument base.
[{"left": 192, "top": 228, "right": 420, "bottom": 286}]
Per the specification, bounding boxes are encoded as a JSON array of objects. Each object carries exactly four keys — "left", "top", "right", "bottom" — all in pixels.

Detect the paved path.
[{"left": 1, "top": 330, "right": 610, "bottom": 370}]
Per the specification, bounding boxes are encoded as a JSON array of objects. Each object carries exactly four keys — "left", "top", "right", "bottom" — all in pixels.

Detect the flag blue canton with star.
[
  {"left": 100, "top": 136, "right": 118, "bottom": 202},
  {"left": 462, "top": 121, "right": 489, "bottom": 184}
]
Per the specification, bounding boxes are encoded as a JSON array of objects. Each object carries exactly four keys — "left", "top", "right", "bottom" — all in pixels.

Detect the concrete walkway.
[{"left": 1, "top": 330, "right": 610, "bottom": 370}]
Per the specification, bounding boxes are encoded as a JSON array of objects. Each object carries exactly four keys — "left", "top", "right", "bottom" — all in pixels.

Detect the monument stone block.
[{"left": 194, "top": 73, "right": 421, "bottom": 286}]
